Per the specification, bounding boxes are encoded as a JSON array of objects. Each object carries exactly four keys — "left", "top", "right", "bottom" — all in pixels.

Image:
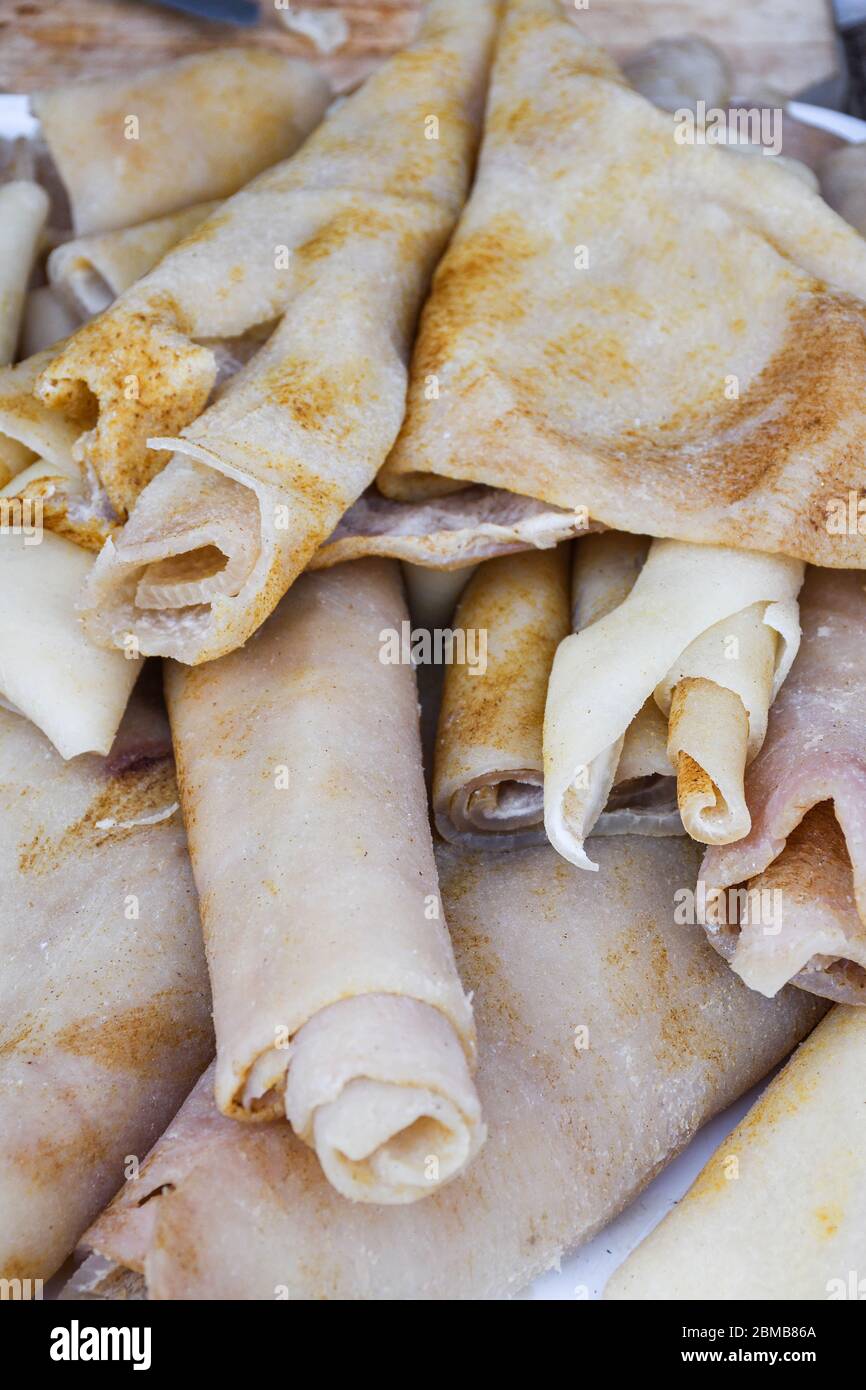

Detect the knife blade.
[
  {"left": 799, "top": 0, "right": 866, "bottom": 114},
  {"left": 145, "top": 0, "right": 261, "bottom": 26},
  {"left": 834, "top": 0, "right": 866, "bottom": 117}
]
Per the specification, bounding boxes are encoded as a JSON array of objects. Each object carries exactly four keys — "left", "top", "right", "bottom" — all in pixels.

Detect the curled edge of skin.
[
  {"left": 235, "top": 994, "right": 485, "bottom": 1205},
  {"left": 669, "top": 678, "right": 752, "bottom": 845},
  {"left": 543, "top": 736, "right": 624, "bottom": 872},
  {"left": 664, "top": 597, "right": 802, "bottom": 846},
  {"left": 436, "top": 771, "right": 547, "bottom": 851}
]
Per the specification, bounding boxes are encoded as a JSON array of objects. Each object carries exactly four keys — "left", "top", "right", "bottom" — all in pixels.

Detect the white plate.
[{"left": 790, "top": 99, "right": 866, "bottom": 142}]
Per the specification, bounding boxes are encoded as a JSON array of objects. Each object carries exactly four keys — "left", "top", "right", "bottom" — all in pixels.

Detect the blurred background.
[{"left": 0, "top": 0, "right": 837, "bottom": 100}]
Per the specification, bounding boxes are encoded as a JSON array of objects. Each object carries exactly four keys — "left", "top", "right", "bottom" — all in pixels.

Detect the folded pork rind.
[
  {"left": 700, "top": 568, "right": 866, "bottom": 1004},
  {"left": 68, "top": 835, "right": 824, "bottom": 1300},
  {"left": 47, "top": 203, "right": 218, "bottom": 320},
  {"left": 0, "top": 532, "right": 138, "bottom": 758},
  {"left": 165, "top": 559, "right": 483, "bottom": 1204},
  {"left": 0, "top": 679, "right": 213, "bottom": 1283},
  {"left": 0, "top": 181, "right": 48, "bottom": 367},
  {"left": 433, "top": 546, "right": 571, "bottom": 850},
  {"left": 311, "top": 484, "right": 592, "bottom": 570},
  {"left": 544, "top": 538, "right": 803, "bottom": 870},
  {"left": 57, "top": 0, "right": 501, "bottom": 665},
  {"left": 0, "top": 329, "right": 271, "bottom": 552},
  {"left": 0, "top": 348, "right": 81, "bottom": 491},
  {"left": 568, "top": 533, "right": 682, "bottom": 841},
  {"left": 32, "top": 49, "right": 330, "bottom": 236},
  {"left": 605, "top": 1004, "right": 866, "bottom": 1300},
  {"left": 380, "top": 0, "right": 866, "bottom": 569},
  {"left": 0, "top": 345, "right": 121, "bottom": 548}
]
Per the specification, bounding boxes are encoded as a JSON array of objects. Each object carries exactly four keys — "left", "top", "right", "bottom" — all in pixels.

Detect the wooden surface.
[
  {"left": 0, "top": 1, "right": 423, "bottom": 92},
  {"left": 0, "top": 0, "right": 836, "bottom": 97}
]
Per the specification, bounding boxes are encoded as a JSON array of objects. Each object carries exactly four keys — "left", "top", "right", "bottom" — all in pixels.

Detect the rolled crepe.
[
  {"left": 543, "top": 538, "right": 803, "bottom": 870},
  {"left": 433, "top": 535, "right": 682, "bottom": 852},
  {"left": 659, "top": 601, "right": 789, "bottom": 844},
  {"left": 569, "top": 533, "right": 682, "bottom": 840},
  {"left": 311, "top": 484, "right": 591, "bottom": 570},
  {"left": 700, "top": 568, "right": 866, "bottom": 1003},
  {"left": 433, "top": 547, "right": 570, "bottom": 850},
  {"left": 0, "top": 448, "right": 112, "bottom": 553},
  {"left": 605, "top": 1005, "right": 866, "bottom": 1300},
  {"left": 68, "top": 836, "right": 824, "bottom": 1300},
  {"left": 380, "top": 0, "right": 866, "bottom": 569},
  {"left": 47, "top": 202, "right": 218, "bottom": 319},
  {"left": 0, "top": 348, "right": 80, "bottom": 491},
  {"left": 0, "top": 331, "right": 272, "bottom": 551},
  {"left": 0, "top": 531, "right": 138, "bottom": 758},
  {"left": 46, "top": 0, "right": 502, "bottom": 669},
  {"left": 0, "top": 181, "right": 49, "bottom": 366},
  {"left": 0, "top": 678, "right": 212, "bottom": 1282},
  {"left": 32, "top": 50, "right": 330, "bottom": 235},
  {"left": 165, "top": 559, "right": 483, "bottom": 1204}
]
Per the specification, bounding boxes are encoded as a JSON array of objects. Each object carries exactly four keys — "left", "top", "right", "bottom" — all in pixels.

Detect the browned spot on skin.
[
  {"left": 170, "top": 211, "right": 231, "bottom": 254},
  {"left": 36, "top": 292, "right": 212, "bottom": 518},
  {"left": 9, "top": 1103, "right": 110, "bottom": 1191},
  {"left": 814, "top": 1204, "right": 843, "bottom": 1239},
  {"left": 54, "top": 993, "right": 209, "bottom": 1077},
  {"left": 488, "top": 94, "right": 537, "bottom": 141},
  {"left": 455, "top": 921, "right": 528, "bottom": 1049},
  {"left": 0, "top": 1021, "right": 34, "bottom": 1059},
  {"left": 410, "top": 273, "right": 866, "bottom": 558},
  {"left": 588, "top": 292, "right": 866, "bottom": 509},
  {"left": 294, "top": 206, "right": 395, "bottom": 267},
  {"left": 750, "top": 802, "right": 853, "bottom": 906},
  {"left": 20, "top": 22, "right": 96, "bottom": 47},
  {"left": 413, "top": 214, "right": 543, "bottom": 380},
  {"left": 676, "top": 749, "right": 714, "bottom": 803},
  {"left": 18, "top": 760, "right": 178, "bottom": 875},
  {"left": 435, "top": 548, "right": 570, "bottom": 788},
  {"left": 604, "top": 917, "right": 725, "bottom": 1080},
  {"left": 386, "top": 0, "right": 866, "bottom": 566},
  {"left": 737, "top": 1054, "right": 821, "bottom": 1133},
  {"left": 0, "top": 388, "right": 59, "bottom": 426},
  {"left": 152, "top": 1205, "right": 203, "bottom": 1284},
  {"left": 686, "top": 1023, "right": 827, "bottom": 1208},
  {"left": 0, "top": 1255, "right": 45, "bottom": 1282},
  {"left": 650, "top": 933, "right": 721, "bottom": 1071},
  {"left": 12, "top": 475, "right": 116, "bottom": 552},
  {"left": 263, "top": 361, "right": 343, "bottom": 430},
  {"left": 738, "top": 804, "right": 866, "bottom": 1002}
]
